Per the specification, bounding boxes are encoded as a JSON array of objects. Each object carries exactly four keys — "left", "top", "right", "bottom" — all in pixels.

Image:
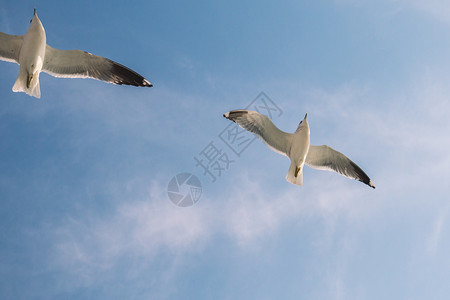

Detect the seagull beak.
[{"left": 304, "top": 113, "right": 308, "bottom": 120}]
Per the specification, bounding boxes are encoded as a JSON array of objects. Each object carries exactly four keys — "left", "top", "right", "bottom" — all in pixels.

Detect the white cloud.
[
  {"left": 50, "top": 170, "right": 380, "bottom": 289},
  {"left": 51, "top": 179, "right": 213, "bottom": 286},
  {"left": 407, "top": 0, "right": 450, "bottom": 23},
  {"left": 427, "top": 203, "right": 449, "bottom": 255}
]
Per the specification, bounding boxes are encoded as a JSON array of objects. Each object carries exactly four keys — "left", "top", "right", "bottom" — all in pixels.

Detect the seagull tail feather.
[
  {"left": 30, "top": 81, "right": 41, "bottom": 98},
  {"left": 12, "top": 69, "right": 41, "bottom": 99},
  {"left": 12, "top": 69, "right": 27, "bottom": 94}
]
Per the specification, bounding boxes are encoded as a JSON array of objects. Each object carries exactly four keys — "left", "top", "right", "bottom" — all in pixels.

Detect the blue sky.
[{"left": 1, "top": 0, "right": 450, "bottom": 299}]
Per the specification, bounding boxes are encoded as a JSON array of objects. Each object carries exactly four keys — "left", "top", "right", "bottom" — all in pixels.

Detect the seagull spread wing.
[
  {"left": 0, "top": 32, "right": 23, "bottom": 63},
  {"left": 306, "top": 145, "right": 375, "bottom": 188},
  {"left": 224, "top": 110, "right": 292, "bottom": 156},
  {"left": 42, "top": 45, "right": 152, "bottom": 87}
]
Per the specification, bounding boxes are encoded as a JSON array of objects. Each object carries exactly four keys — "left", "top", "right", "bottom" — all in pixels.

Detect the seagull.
[
  {"left": 223, "top": 110, "right": 375, "bottom": 188},
  {"left": 0, "top": 8, "right": 152, "bottom": 98}
]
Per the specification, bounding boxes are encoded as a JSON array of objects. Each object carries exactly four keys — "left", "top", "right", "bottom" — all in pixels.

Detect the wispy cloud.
[
  {"left": 51, "top": 180, "right": 213, "bottom": 282},
  {"left": 427, "top": 203, "right": 450, "bottom": 255},
  {"left": 407, "top": 0, "right": 450, "bottom": 23},
  {"left": 49, "top": 169, "right": 380, "bottom": 292}
]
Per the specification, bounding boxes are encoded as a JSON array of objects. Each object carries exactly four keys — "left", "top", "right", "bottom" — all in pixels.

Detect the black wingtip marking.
[
  {"left": 224, "top": 110, "right": 248, "bottom": 122},
  {"left": 349, "top": 161, "right": 375, "bottom": 189},
  {"left": 228, "top": 110, "right": 248, "bottom": 118},
  {"left": 224, "top": 113, "right": 236, "bottom": 123},
  {"left": 110, "top": 61, "right": 152, "bottom": 87}
]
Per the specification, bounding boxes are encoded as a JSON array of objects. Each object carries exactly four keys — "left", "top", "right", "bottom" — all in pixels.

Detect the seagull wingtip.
[
  {"left": 143, "top": 79, "right": 152, "bottom": 87},
  {"left": 223, "top": 112, "right": 230, "bottom": 119},
  {"left": 369, "top": 180, "right": 375, "bottom": 189}
]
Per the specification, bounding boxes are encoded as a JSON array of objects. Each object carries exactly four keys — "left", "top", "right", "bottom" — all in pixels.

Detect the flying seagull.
[
  {"left": 0, "top": 8, "right": 152, "bottom": 98},
  {"left": 224, "top": 110, "right": 375, "bottom": 188}
]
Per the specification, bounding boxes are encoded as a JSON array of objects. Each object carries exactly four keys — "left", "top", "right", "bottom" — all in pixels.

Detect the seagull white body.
[
  {"left": 0, "top": 9, "right": 152, "bottom": 99},
  {"left": 11, "top": 9, "right": 46, "bottom": 98},
  {"left": 224, "top": 110, "right": 375, "bottom": 188},
  {"left": 285, "top": 115, "right": 310, "bottom": 186}
]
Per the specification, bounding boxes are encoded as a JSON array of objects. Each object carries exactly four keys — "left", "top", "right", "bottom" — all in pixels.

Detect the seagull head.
[
  {"left": 29, "top": 8, "right": 43, "bottom": 27},
  {"left": 299, "top": 112, "right": 308, "bottom": 123},
  {"left": 295, "top": 112, "right": 309, "bottom": 132},
  {"left": 30, "top": 8, "right": 36, "bottom": 23}
]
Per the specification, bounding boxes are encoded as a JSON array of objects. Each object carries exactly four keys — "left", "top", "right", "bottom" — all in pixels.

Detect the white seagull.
[
  {"left": 0, "top": 9, "right": 152, "bottom": 98},
  {"left": 224, "top": 110, "right": 375, "bottom": 188}
]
